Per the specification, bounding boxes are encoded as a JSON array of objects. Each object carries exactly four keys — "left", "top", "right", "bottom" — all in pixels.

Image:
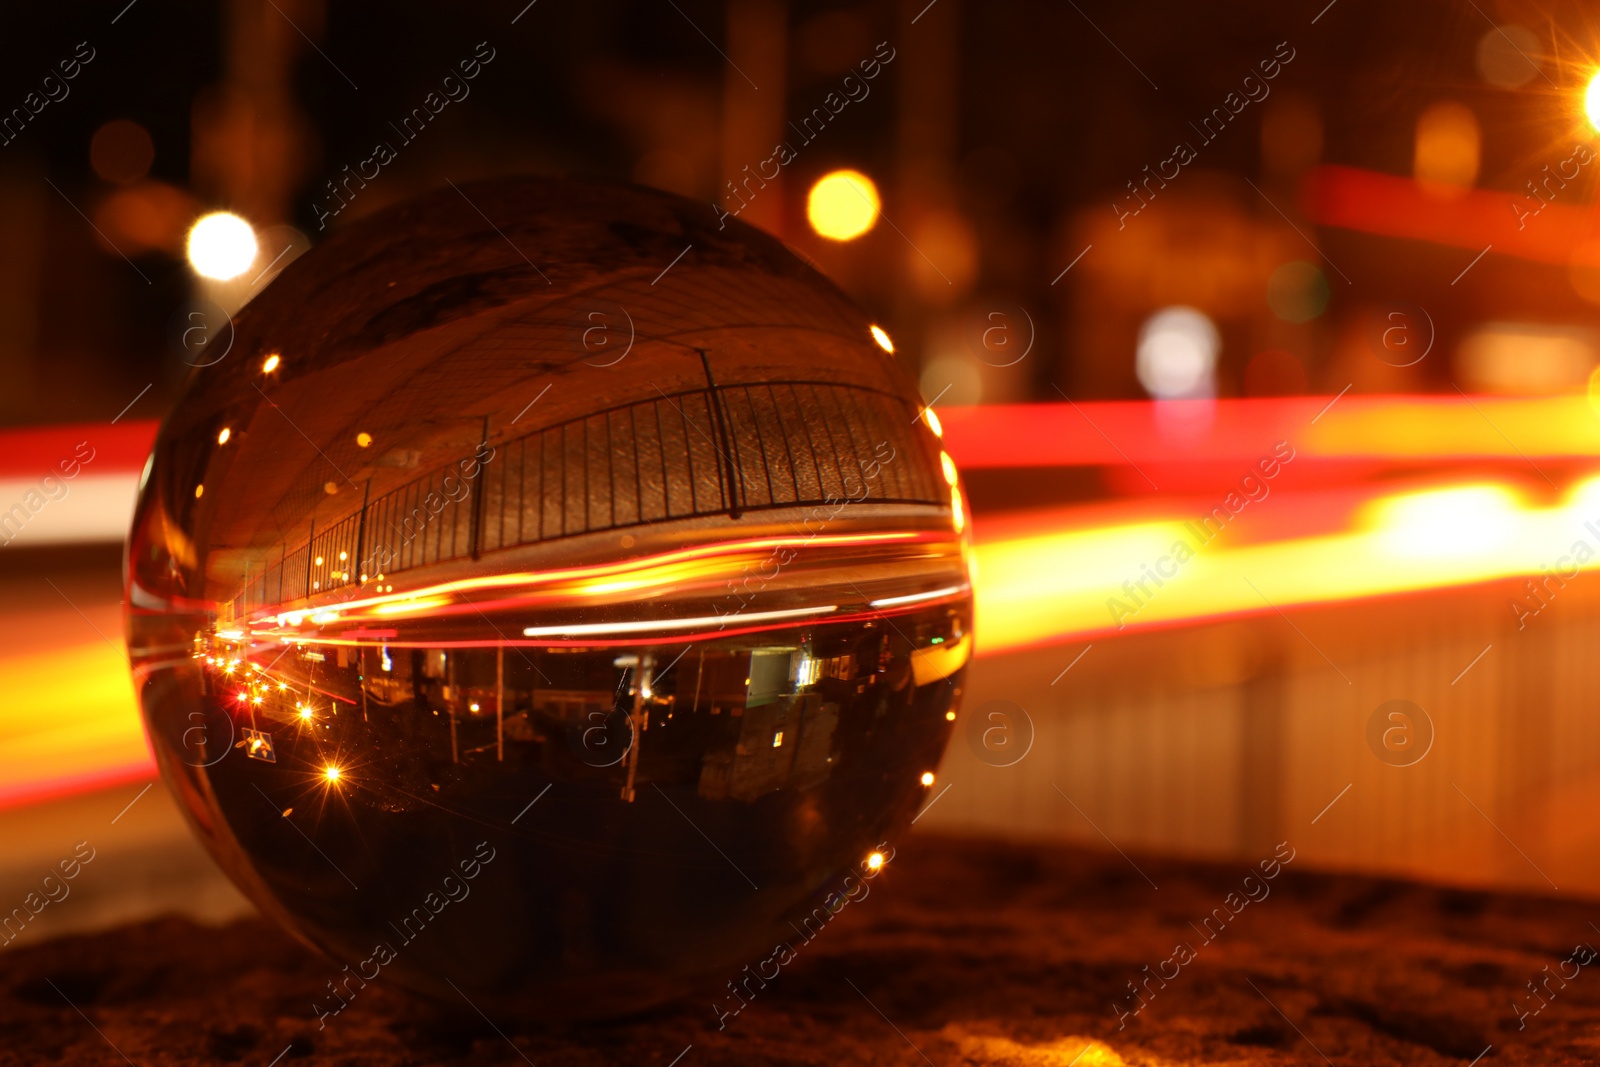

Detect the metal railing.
[{"left": 226, "top": 379, "right": 942, "bottom": 619}]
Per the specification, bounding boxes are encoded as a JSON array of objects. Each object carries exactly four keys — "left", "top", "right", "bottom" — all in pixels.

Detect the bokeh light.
[
  {"left": 89, "top": 119, "right": 154, "bottom": 184},
  {"left": 186, "top": 211, "right": 258, "bottom": 281},
  {"left": 807, "top": 169, "right": 880, "bottom": 240},
  {"left": 1266, "top": 261, "right": 1330, "bottom": 323},
  {"left": 1135, "top": 306, "right": 1220, "bottom": 400},
  {"left": 1413, "top": 101, "right": 1480, "bottom": 195},
  {"left": 1587, "top": 71, "right": 1600, "bottom": 132}
]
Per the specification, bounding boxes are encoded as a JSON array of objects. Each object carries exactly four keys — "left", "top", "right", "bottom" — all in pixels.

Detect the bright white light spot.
[
  {"left": 262, "top": 353, "right": 281, "bottom": 374},
  {"left": 1136, "top": 306, "right": 1220, "bottom": 400},
  {"left": 187, "top": 212, "right": 258, "bottom": 281},
  {"left": 869, "top": 324, "right": 895, "bottom": 353},
  {"left": 1370, "top": 484, "right": 1521, "bottom": 559},
  {"left": 920, "top": 771, "right": 935, "bottom": 786},
  {"left": 865, "top": 851, "right": 885, "bottom": 871},
  {"left": 1587, "top": 71, "right": 1600, "bottom": 132}
]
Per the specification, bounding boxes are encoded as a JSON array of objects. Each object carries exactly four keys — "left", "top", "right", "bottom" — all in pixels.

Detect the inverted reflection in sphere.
[{"left": 126, "top": 177, "right": 972, "bottom": 1019}]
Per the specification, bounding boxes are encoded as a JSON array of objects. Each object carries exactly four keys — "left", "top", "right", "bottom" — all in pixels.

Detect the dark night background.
[{"left": 1, "top": 0, "right": 1591, "bottom": 428}]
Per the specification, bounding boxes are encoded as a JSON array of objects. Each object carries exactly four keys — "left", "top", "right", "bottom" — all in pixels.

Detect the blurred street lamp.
[
  {"left": 807, "top": 169, "right": 880, "bottom": 240},
  {"left": 1136, "top": 307, "right": 1220, "bottom": 400},
  {"left": 187, "top": 211, "right": 258, "bottom": 281}
]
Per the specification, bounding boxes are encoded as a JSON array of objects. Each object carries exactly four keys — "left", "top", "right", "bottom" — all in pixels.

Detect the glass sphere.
[{"left": 126, "top": 177, "right": 973, "bottom": 1020}]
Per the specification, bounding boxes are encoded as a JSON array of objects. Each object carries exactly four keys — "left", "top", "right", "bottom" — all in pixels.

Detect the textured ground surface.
[{"left": 2, "top": 833, "right": 1597, "bottom": 1066}]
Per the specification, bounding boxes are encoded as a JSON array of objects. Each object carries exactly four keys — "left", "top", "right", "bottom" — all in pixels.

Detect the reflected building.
[{"left": 127, "top": 177, "right": 973, "bottom": 1017}]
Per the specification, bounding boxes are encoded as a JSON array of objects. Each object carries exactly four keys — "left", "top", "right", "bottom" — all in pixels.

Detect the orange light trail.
[
  {"left": 245, "top": 530, "right": 931, "bottom": 631},
  {"left": 940, "top": 395, "right": 1600, "bottom": 471},
  {"left": 974, "top": 473, "right": 1600, "bottom": 653},
  {"left": 19, "top": 399, "right": 1600, "bottom": 813},
  {"left": 1303, "top": 164, "right": 1600, "bottom": 265}
]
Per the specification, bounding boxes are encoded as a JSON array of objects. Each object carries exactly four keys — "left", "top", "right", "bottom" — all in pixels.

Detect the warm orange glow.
[
  {"left": 920, "top": 771, "right": 935, "bottom": 786},
  {"left": 356, "top": 432, "right": 372, "bottom": 448},
  {"left": 1306, "top": 164, "right": 1600, "bottom": 265},
  {"left": 1587, "top": 71, "right": 1600, "bottom": 131},
  {"left": 940, "top": 451, "right": 958, "bottom": 486},
  {"left": 262, "top": 353, "right": 281, "bottom": 374},
  {"left": 323, "top": 765, "right": 342, "bottom": 783},
  {"left": 369, "top": 595, "right": 454, "bottom": 617},
  {"left": 869, "top": 324, "right": 894, "bottom": 353},
  {"left": 865, "top": 851, "right": 886, "bottom": 871},
  {"left": 974, "top": 472, "right": 1600, "bottom": 654},
  {"left": 194, "top": 484, "right": 204, "bottom": 498},
  {"left": 941, "top": 395, "right": 1600, "bottom": 471},
  {"left": 217, "top": 427, "right": 231, "bottom": 445},
  {"left": 1413, "top": 101, "right": 1480, "bottom": 196},
  {"left": 922, "top": 406, "right": 943, "bottom": 437},
  {"left": 951, "top": 486, "right": 966, "bottom": 533},
  {"left": 38, "top": 396, "right": 1600, "bottom": 814},
  {"left": 244, "top": 532, "right": 929, "bottom": 635},
  {"left": 945, "top": 710, "right": 957, "bottom": 721},
  {"left": 807, "top": 170, "right": 879, "bottom": 240}
]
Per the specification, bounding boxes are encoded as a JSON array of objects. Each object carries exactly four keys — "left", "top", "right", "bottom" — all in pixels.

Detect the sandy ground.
[{"left": 3, "top": 831, "right": 1597, "bottom": 1066}]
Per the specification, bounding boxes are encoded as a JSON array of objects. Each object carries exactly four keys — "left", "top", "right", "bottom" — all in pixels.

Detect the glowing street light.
[
  {"left": 807, "top": 169, "right": 880, "bottom": 241},
  {"left": 187, "top": 212, "right": 258, "bottom": 281}
]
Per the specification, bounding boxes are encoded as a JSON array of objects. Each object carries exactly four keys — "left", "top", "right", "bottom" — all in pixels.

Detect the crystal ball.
[{"left": 125, "top": 177, "right": 972, "bottom": 1019}]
